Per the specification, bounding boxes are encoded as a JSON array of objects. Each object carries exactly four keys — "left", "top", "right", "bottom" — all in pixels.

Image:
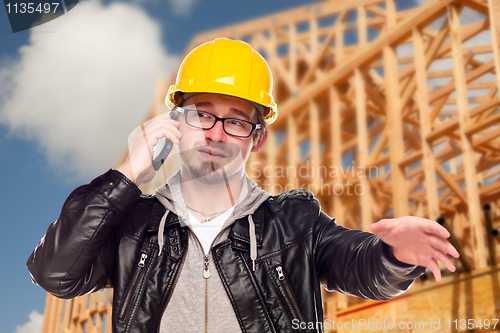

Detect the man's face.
[{"left": 176, "top": 93, "right": 263, "bottom": 184}]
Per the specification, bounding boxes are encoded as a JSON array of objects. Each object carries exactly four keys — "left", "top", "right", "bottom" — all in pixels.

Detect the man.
[{"left": 27, "top": 38, "right": 459, "bottom": 333}]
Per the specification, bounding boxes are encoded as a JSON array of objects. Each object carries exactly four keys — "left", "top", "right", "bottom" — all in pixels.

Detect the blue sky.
[{"left": 0, "top": 0, "right": 324, "bottom": 332}]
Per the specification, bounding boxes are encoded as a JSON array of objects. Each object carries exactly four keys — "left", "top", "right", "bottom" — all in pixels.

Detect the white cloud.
[
  {"left": 167, "top": 0, "right": 199, "bottom": 17},
  {"left": 0, "top": 0, "right": 177, "bottom": 181},
  {"left": 14, "top": 310, "right": 43, "bottom": 333}
]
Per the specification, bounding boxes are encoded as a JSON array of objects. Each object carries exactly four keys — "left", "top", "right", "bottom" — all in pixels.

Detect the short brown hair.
[{"left": 253, "top": 109, "right": 267, "bottom": 147}]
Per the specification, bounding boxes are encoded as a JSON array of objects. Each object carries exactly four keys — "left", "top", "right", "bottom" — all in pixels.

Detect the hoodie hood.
[{"left": 154, "top": 171, "right": 271, "bottom": 268}]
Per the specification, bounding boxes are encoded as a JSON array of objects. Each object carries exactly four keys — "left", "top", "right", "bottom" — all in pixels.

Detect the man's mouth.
[{"left": 199, "top": 148, "right": 226, "bottom": 158}]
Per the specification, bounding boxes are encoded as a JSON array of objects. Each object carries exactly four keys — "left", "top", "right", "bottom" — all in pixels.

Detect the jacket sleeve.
[
  {"left": 313, "top": 207, "right": 426, "bottom": 301},
  {"left": 26, "top": 169, "right": 142, "bottom": 299}
]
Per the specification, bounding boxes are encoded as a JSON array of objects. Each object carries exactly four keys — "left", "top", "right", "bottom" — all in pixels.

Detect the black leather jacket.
[{"left": 27, "top": 169, "right": 425, "bottom": 333}]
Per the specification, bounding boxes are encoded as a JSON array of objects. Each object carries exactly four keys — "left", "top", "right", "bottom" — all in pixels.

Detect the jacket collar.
[
  {"left": 149, "top": 193, "right": 268, "bottom": 248},
  {"left": 147, "top": 201, "right": 179, "bottom": 232}
]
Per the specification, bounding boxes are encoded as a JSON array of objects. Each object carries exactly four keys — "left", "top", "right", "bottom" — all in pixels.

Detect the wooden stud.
[
  {"left": 384, "top": 45, "right": 409, "bottom": 215},
  {"left": 330, "top": 86, "right": 345, "bottom": 225},
  {"left": 355, "top": 68, "right": 372, "bottom": 230},
  {"left": 309, "top": 99, "right": 321, "bottom": 190},
  {"left": 449, "top": 3, "right": 487, "bottom": 269},
  {"left": 413, "top": 27, "right": 440, "bottom": 220},
  {"left": 266, "top": 128, "right": 277, "bottom": 194},
  {"left": 287, "top": 115, "right": 299, "bottom": 189},
  {"left": 489, "top": 0, "right": 500, "bottom": 104},
  {"left": 289, "top": 23, "right": 297, "bottom": 88}
]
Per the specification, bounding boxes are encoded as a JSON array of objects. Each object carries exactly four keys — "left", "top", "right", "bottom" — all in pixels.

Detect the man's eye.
[
  {"left": 228, "top": 119, "right": 245, "bottom": 127},
  {"left": 197, "top": 111, "right": 211, "bottom": 118}
]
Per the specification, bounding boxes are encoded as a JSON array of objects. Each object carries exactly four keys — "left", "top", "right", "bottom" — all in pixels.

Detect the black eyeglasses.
[{"left": 175, "top": 106, "right": 261, "bottom": 138}]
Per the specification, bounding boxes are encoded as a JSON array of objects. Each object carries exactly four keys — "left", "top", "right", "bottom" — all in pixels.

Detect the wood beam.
[
  {"left": 274, "top": 0, "right": 454, "bottom": 128},
  {"left": 489, "top": 0, "right": 500, "bottom": 114},
  {"left": 299, "top": 4, "right": 350, "bottom": 89},
  {"left": 310, "top": 99, "right": 321, "bottom": 188},
  {"left": 287, "top": 116, "right": 299, "bottom": 189},
  {"left": 355, "top": 68, "right": 372, "bottom": 230},
  {"left": 330, "top": 86, "right": 345, "bottom": 225},
  {"left": 414, "top": 27, "right": 440, "bottom": 220},
  {"left": 384, "top": 0, "right": 408, "bottom": 217},
  {"left": 449, "top": 4, "right": 487, "bottom": 269}
]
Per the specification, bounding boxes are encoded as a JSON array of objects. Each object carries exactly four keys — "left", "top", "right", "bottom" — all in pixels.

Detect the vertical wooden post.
[
  {"left": 386, "top": 0, "right": 396, "bottom": 27},
  {"left": 356, "top": 3, "right": 370, "bottom": 229},
  {"left": 289, "top": 23, "right": 297, "bottom": 89},
  {"left": 105, "top": 298, "right": 113, "bottom": 333},
  {"left": 266, "top": 129, "right": 277, "bottom": 194},
  {"left": 448, "top": 4, "right": 487, "bottom": 269},
  {"left": 310, "top": 100, "right": 321, "bottom": 192},
  {"left": 484, "top": 204, "right": 497, "bottom": 266},
  {"left": 489, "top": 0, "right": 500, "bottom": 95},
  {"left": 384, "top": 0, "right": 409, "bottom": 217},
  {"left": 62, "top": 298, "right": 74, "bottom": 333},
  {"left": 41, "top": 294, "right": 53, "bottom": 333},
  {"left": 310, "top": 16, "right": 319, "bottom": 57},
  {"left": 54, "top": 297, "right": 64, "bottom": 333},
  {"left": 449, "top": 157, "right": 457, "bottom": 175},
  {"left": 287, "top": 116, "right": 299, "bottom": 190},
  {"left": 358, "top": 4, "right": 367, "bottom": 46},
  {"left": 330, "top": 86, "right": 345, "bottom": 224},
  {"left": 413, "top": 27, "right": 440, "bottom": 220},
  {"left": 335, "top": 14, "right": 344, "bottom": 64},
  {"left": 355, "top": 68, "right": 372, "bottom": 231},
  {"left": 46, "top": 296, "right": 61, "bottom": 333}
]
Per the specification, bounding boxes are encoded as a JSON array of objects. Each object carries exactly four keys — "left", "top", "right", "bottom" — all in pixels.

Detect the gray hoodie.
[{"left": 155, "top": 171, "right": 271, "bottom": 333}]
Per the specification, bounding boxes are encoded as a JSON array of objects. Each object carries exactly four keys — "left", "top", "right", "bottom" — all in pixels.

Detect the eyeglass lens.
[{"left": 186, "top": 110, "right": 254, "bottom": 137}]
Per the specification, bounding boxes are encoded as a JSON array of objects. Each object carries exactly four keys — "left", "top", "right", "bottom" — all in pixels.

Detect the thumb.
[{"left": 369, "top": 220, "right": 387, "bottom": 234}]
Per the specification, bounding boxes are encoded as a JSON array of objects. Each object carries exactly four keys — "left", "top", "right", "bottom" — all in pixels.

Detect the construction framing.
[{"left": 40, "top": 0, "right": 500, "bottom": 332}]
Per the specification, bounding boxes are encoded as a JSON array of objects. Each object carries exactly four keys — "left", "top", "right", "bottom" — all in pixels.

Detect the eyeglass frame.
[{"left": 174, "top": 106, "right": 262, "bottom": 138}]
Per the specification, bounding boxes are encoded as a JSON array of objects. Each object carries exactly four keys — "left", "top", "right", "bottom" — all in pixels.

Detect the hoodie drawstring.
[
  {"left": 158, "top": 210, "right": 169, "bottom": 256},
  {"left": 248, "top": 214, "right": 257, "bottom": 271}
]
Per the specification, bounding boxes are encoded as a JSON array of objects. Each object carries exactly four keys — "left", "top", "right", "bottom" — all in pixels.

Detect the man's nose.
[{"left": 204, "top": 119, "right": 227, "bottom": 142}]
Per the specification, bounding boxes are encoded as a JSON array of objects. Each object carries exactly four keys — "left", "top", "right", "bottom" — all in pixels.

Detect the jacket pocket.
[
  {"left": 273, "top": 264, "right": 306, "bottom": 327},
  {"left": 118, "top": 252, "right": 149, "bottom": 321}
]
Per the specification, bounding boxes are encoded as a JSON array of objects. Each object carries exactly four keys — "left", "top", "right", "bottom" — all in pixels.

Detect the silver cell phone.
[{"left": 152, "top": 137, "right": 174, "bottom": 171}]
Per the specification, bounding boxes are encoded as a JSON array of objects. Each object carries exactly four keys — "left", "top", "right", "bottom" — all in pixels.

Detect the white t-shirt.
[{"left": 187, "top": 206, "right": 235, "bottom": 255}]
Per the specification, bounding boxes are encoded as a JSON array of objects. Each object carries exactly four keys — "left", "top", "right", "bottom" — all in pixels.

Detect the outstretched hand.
[{"left": 370, "top": 216, "right": 460, "bottom": 282}]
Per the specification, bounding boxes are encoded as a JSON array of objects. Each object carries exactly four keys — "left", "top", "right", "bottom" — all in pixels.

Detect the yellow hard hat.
[{"left": 166, "top": 38, "right": 277, "bottom": 124}]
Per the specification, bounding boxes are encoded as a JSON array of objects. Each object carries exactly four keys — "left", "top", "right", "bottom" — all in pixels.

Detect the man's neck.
[{"left": 179, "top": 168, "right": 243, "bottom": 222}]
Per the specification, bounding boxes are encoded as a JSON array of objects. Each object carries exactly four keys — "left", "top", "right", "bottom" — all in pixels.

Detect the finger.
[
  {"left": 146, "top": 121, "right": 182, "bottom": 137},
  {"left": 421, "top": 220, "right": 450, "bottom": 239},
  {"left": 154, "top": 124, "right": 183, "bottom": 140},
  {"left": 432, "top": 249, "right": 456, "bottom": 273},
  {"left": 150, "top": 131, "right": 180, "bottom": 146},
  {"left": 427, "top": 259, "right": 442, "bottom": 282},
  {"left": 370, "top": 220, "right": 391, "bottom": 234},
  {"left": 448, "top": 243, "right": 460, "bottom": 258},
  {"left": 141, "top": 125, "right": 154, "bottom": 159},
  {"left": 147, "top": 126, "right": 182, "bottom": 145},
  {"left": 425, "top": 234, "right": 460, "bottom": 259},
  {"left": 425, "top": 234, "right": 457, "bottom": 257},
  {"left": 143, "top": 119, "right": 181, "bottom": 135}
]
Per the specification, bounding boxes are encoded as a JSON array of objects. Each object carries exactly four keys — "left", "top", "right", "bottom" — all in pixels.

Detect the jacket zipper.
[
  {"left": 205, "top": 278, "right": 209, "bottom": 333},
  {"left": 119, "top": 253, "right": 148, "bottom": 320},
  {"left": 276, "top": 266, "right": 305, "bottom": 324},
  {"left": 203, "top": 254, "right": 210, "bottom": 278},
  {"left": 204, "top": 254, "right": 210, "bottom": 333}
]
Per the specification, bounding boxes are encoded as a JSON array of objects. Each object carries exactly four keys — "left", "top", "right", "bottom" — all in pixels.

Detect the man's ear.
[{"left": 251, "top": 130, "right": 267, "bottom": 152}]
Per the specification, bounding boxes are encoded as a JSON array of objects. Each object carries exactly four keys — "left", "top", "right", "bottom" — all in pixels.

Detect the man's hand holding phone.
[{"left": 116, "top": 115, "right": 182, "bottom": 186}]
